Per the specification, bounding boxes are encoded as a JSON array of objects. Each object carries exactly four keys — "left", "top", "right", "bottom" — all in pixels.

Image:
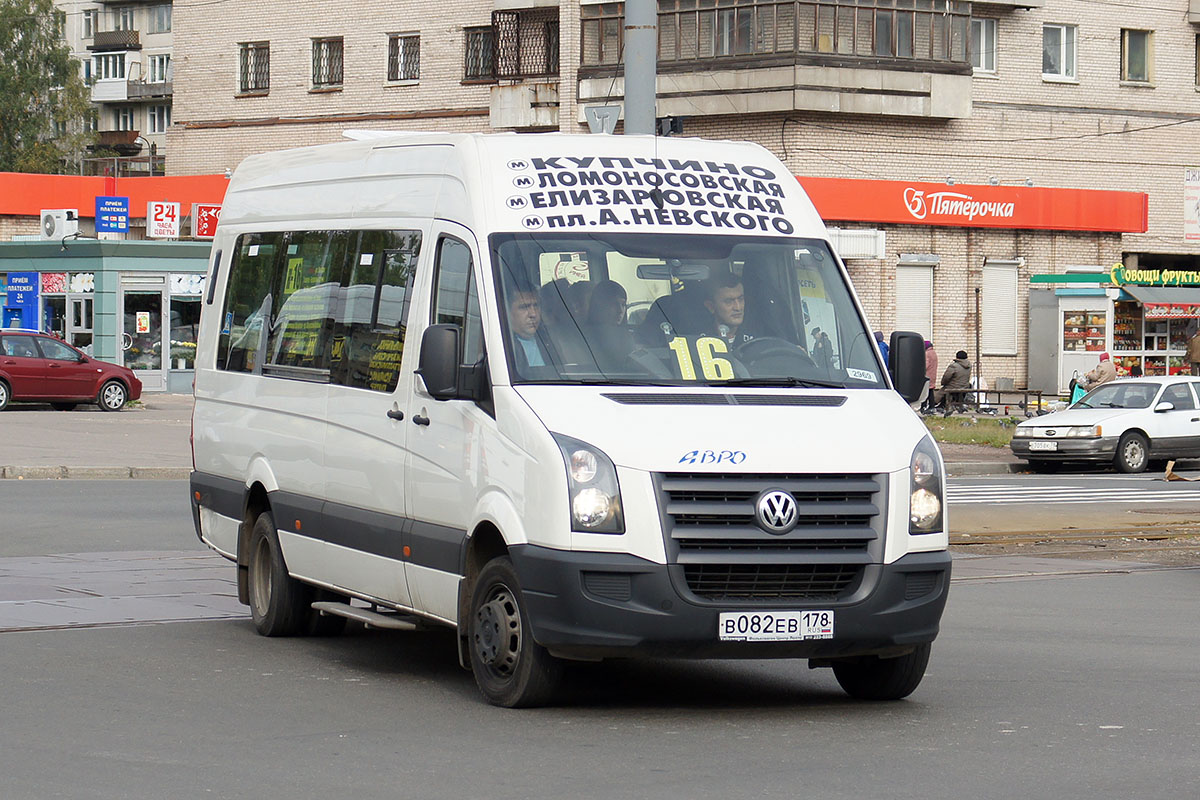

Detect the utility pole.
[{"left": 623, "top": 0, "right": 656, "bottom": 135}]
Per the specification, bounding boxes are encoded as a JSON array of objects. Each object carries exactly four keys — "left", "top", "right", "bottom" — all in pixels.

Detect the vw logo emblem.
[{"left": 756, "top": 490, "right": 797, "bottom": 534}]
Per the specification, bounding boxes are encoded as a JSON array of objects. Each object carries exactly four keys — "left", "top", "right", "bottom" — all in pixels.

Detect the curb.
[{"left": 1, "top": 466, "right": 191, "bottom": 480}]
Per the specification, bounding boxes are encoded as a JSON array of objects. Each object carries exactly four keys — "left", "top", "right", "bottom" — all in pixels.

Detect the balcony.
[
  {"left": 91, "top": 78, "right": 129, "bottom": 103},
  {"left": 579, "top": 0, "right": 973, "bottom": 120},
  {"left": 128, "top": 80, "right": 173, "bottom": 100},
  {"left": 91, "top": 130, "right": 142, "bottom": 156},
  {"left": 89, "top": 30, "right": 141, "bottom": 52}
]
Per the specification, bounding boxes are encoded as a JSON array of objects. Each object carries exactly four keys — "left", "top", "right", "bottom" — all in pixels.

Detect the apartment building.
[
  {"left": 59, "top": 1, "right": 175, "bottom": 174},
  {"left": 166, "top": 1, "right": 1200, "bottom": 392}
]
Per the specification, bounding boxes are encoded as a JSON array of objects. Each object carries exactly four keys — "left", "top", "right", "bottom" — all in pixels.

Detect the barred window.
[
  {"left": 493, "top": 8, "right": 559, "bottom": 79},
  {"left": 313, "top": 36, "right": 344, "bottom": 88},
  {"left": 239, "top": 42, "right": 270, "bottom": 94},
  {"left": 388, "top": 33, "right": 420, "bottom": 81},
  {"left": 464, "top": 26, "right": 494, "bottom": 79}
]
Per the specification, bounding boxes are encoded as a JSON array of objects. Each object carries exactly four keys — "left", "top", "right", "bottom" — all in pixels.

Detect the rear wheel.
[
  {"left": 468, "top": 556, "right": 563, "bottom": 708},
  {"left": 51, "top": 402, "right": 78, "bottom": 411},
  {"left": 1114, "top": 432, "right": 1149, "bottom": 474},
  {"left": 0, "top": 381, "right": 9, "bottom": 411},
  {"left": 246, "top": 511, "right": 308, "bottom": 636},
  {"left": 98, "top": 380, "right": 127, "bottom": 412},
  {"left": 831, "top": 643, "right": 931, "bottom": 701}
]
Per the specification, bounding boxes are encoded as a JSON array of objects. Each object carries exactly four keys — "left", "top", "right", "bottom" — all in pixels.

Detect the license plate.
[
  {"left": 1029, "top": 440, "right": 1058, "bottom": 451},
  {"left": 718, "top": 610, "right": 834, "bottom": 642}
]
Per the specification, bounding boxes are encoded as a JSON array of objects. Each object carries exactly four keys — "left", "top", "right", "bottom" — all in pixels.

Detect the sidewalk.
[{"left": 0, "top": 393, "right": 1022, "bottom": 479}]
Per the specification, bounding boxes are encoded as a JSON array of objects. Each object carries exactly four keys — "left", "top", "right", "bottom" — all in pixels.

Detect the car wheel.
[
  {"left": 247, "top": 511, "right": 308, "bottom": 636},
  {"left": 831, "top": 642, "right": 931, "bottom": 701},
  {"left": 98, "top": 380, "right": 128, "bottom": 412},
  {"left": 0, "top": 381, "right": 9, "bottom": 411},
  {"left": 468, "top": 556, "right": 563, "bottom": 708},
  {"left": 1115, "top": 432, "right": 1150, "bottom": 474},
  {"left": 51, "top": 402, "right": 78, "bottom": 411}
]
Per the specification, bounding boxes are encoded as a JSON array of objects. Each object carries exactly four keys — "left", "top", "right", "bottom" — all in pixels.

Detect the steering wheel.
[{"left": 733, "top": 336, "right": 815, "bottom": 368}]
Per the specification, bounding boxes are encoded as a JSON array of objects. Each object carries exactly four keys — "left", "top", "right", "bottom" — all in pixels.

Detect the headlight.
[
  {"left": 553, "top": 434, "right": 624, "bottom": 534},
  {"left": 1064, "top": 425, "right": 1101, "bottom": 438},
  {"left": 909, "top": 436, "right": 944, "bottom": 534},
  {"left": 1012, "top": 427, "right": 1033, "bottom": 438}
]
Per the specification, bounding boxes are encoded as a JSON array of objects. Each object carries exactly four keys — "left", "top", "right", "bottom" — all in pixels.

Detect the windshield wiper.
[{"left": 716, "top": 377, "right": 847, "bottom": 389}]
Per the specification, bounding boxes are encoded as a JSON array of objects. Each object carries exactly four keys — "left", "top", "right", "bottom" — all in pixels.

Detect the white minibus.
[{"left": 190, "top": 132, "right": 949, "bottom": 707}]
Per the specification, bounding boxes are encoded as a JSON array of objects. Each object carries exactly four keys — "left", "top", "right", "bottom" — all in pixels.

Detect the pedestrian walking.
[{"left": 921, "top": 340, "right": 938, "bottom": 412}]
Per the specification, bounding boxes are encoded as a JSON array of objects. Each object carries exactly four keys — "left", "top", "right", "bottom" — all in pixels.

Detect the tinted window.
[
  {"left": 218, "top": 233, "right": 281, "bottom": 372},
  {"left": 2, "top": 336, "right": 41, "bottom": 358},
  {"left": 1162, "top": 383, "right": 1195, "bottom": 411},
  {"left": 37, "top": 337, "right": 79, "bottom": 361},
  {"left": 432, "top": 237, "right": 483, "bottom": 365},
  {"left": 268, "top": 230, "right": 350, "bottom": 371},
  {"left": 330, "top": 230, "right": 421, "bottom": 392}
]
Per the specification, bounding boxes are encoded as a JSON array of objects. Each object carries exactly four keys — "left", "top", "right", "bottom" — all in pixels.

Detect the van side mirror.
[
  {"left": 417, "top": 324, "right": 461, "bottom": 400},
  {"left": 888, "top": 331, "right": 926, "bottom": 404}
]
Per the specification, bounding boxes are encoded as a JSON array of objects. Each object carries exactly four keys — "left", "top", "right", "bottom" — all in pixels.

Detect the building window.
[
  {"left": 147, "top": 54, "right": 171, "bottom": 83},
  {"left": 113, "top": 6, "right": 135, "bottom": 32},
  {"left": 982, "top": 261, "right": 1019, "bottom": 356},
  {"left": 148, "top": 4, "right": 172, "bottom": 34},
  {"left": 464, "top": 26, "right": 494, "bottom": 80},
  {"left": 1042, "top": 23, "right": 1076, "bottom": 80},
  {"left": 970, "top": 17, "right": 996, "bottom": 73},
  {"left": 1121, "top": 29, "right": 1152, "bottom": 83},
  {"left": 493, "top": 8, "right": 559, "bottom": 78},
  {"left": 85, "top": 109, "right": 98, "bottom": 132},
  {"left": 94, "top": 53, "right": 126, "bottom": 81},
  {"left": 238, "top": 41, "right": 270, "bottom": 94},
  {"left": 1196, "top": 35, "right": 1200, "bottom": 88},
  {"left": 387, "top": 33, "right": 420, "bottom": 81},
  {"left": 82, "top": 9, "right": 95, "bottom": 39},
  {"left": 114, "top": 106, "right": 135, "bottom": 131},
  {"left": 895, "top": 262, "right": 934, "bottom": 341},
  {"left": 148, "top": 104, "right": 171, "bottom": 133},
  {"left": 82, "top": 59, "right": 92, "bottom": 84},
  {"left": 312, "top": 37, "right": 344, "bottom": 88}
]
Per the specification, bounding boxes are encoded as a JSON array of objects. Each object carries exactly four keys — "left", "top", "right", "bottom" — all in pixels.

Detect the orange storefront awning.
[
  {"left": 0, "top": 172, "right": 228, "bottom": 219},
  {"left": 798, "top": 176, "right": 1148, "bottom": 233}
]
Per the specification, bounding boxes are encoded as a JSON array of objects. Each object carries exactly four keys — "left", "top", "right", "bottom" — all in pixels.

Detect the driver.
[{"left": 703, "top": 270, "right": 761, "bottom": 347}]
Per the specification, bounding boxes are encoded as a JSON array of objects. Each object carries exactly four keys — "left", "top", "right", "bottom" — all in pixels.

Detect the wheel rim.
[
  {"left": 102, "top": 383, "right": 125, "bottom": 409},
  {"left": 250, "top": 536, "right": 272, "bottom": 618},
  {"left": 474, "top": 585, "right": 521, "bottom": 679},
  {"left": 1123, "top": 439, "right": 1146, "bottom": 470},
  {"left": 0, "top": 384, "right": 7, "bottom": 406}
]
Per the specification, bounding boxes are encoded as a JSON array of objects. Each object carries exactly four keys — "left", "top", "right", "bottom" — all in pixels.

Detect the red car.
[{"left": 0, "top": 330, "right": 142, "bottom": 412}]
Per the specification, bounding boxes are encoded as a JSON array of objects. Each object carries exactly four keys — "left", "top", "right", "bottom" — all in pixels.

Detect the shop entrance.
[{"left": 119, "top": 275, "right": 167, "bottom": 391}]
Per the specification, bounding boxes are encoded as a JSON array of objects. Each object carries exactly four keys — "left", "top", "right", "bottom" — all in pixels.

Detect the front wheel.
[
  {"left": 247, "top": 511, "right": 308, "bottom": 636},
  {"left": 468, "top": 556, "right": 563, "bottom": 708},
  {"left": 98, "top": 380, "right": 127, "bottom": 412},
  {"left": 830, "top": 643, "right": 931, "bottom": 701},
  {"left": 1114, "top": 432, "right": 1149, "bottom": 474},
  {"left": 0, "top": 381, "right": 9, "bottom": 411}
]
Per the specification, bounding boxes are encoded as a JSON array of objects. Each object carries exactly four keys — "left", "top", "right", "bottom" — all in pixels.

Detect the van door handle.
[
  {"left": 386, "top": 409, "right": 404, "bottom": 421},
  {"left": 412, "top": 414, "right": 430, "bottom": 426}
]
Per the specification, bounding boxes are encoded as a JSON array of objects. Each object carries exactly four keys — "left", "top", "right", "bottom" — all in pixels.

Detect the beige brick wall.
[{"left": 0, "top": 217, "right": 40, "bottom": 241}]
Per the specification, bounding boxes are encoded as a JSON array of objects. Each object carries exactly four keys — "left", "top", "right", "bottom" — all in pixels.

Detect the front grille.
[
  {"left": 684, "top": 564, "right": 860, "bottom": 601},
  {"left": 658, "top": 472, "right": 884, "bottom": 602}
]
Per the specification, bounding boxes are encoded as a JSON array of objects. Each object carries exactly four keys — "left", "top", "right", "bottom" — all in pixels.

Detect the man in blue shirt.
[{"left": 874, "top": 330, "right": 889, "bottom": 366}]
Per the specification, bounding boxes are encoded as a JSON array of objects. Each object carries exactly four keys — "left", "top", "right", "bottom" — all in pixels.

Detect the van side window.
[
  {"left": 432, "top": 236, "right": 483, "bottom": 364},
  {"left": 218, "top": 233, "right": 281, "bottom": 372},
  {"left": 330, "top": 230, "right": 421, "bottom": 392},
  {"left": 266, "top": 230, "right": 350, "bottom": 373}
]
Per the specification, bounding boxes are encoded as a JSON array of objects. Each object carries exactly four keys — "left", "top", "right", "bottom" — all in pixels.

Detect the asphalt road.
[{"left": 1, "top": 481, "right": 1198, "bottom": 799}]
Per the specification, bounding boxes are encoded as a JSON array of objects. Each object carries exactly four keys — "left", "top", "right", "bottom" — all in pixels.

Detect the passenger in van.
[
  {"left": 584, "top": 279, "right": 634, "bottom": 371},
  {"left": 704, "top": 270, "right": 762, "bottom": 347},
  {"left": 539, "top": 278, "right": 591, "bottom": 367},
  {"left": 507, "top": 286, "right": 559, "bottom": 379}
]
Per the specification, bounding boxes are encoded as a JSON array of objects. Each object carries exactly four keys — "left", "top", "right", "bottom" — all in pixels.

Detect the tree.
[{"left": 0, "top": 0, "right": 93, "bottom": 173}]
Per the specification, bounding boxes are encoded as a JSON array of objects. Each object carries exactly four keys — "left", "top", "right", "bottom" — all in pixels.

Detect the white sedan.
[{"left": 1010, "top": 377, "right": 1200, "bottom": 473}]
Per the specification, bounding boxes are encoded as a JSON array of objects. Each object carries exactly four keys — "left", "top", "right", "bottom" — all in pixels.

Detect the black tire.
[
  {"left": 831, "top": 643, "right": 931, "bottom": 701},
  {"left": 51, "top": 402, "right": 78, "bottom": 411},
  {"left": 0, "top": 380, "right": 9, "bottom": 411},
  {"left": 1115, "top": 432, "right": 1149, "bottom": 474},
  {"left": 468, "top": 556, "right": 563, "bottom": 708},
  {"left": 98, "top": 380, "right": 128, "bottom": 412},
  {"left": 246, "top": 511, "right": 308, "bottom": 636}
]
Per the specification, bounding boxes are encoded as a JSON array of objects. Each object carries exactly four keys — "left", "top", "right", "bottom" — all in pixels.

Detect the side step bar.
[{"left": 311, "top": 601, "right": 418, "bottom": 631}]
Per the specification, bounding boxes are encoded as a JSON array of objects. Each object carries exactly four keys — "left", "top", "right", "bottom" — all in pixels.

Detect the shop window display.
[{"left": 1063, "top": 311, "right": 1106, "bottom": 352}]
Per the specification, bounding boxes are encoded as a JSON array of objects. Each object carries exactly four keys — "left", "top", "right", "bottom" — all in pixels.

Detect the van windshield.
[{"left": 491, "top": 232, "right": 885, "bottom": 389}]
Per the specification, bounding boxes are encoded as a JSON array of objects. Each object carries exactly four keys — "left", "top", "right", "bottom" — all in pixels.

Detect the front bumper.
[
  {"left": 510, "top": 545, "right": 951, "bottom": 661},
  {"left": 1010, "top": 436, "right": 1116, "bottom": 462}
]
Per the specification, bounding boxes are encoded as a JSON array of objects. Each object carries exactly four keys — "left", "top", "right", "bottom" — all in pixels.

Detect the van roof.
[{"left": 222, "top": 132, "right": 826, "bottom": 240}]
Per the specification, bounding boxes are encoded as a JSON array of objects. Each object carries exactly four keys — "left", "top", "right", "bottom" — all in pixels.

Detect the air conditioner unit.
[{"left": 40, "top": 209, "right": 79, "bottom": 240}]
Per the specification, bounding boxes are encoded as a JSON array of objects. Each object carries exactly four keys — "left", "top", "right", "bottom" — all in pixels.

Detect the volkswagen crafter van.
[{"left": 189, "top": 132, "right": 949, "bottom": 707}]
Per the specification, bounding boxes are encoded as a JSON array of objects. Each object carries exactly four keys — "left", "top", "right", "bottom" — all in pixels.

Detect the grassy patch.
[{"left": 922, "top": 415, "right": 1022, "bottom": 448}]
